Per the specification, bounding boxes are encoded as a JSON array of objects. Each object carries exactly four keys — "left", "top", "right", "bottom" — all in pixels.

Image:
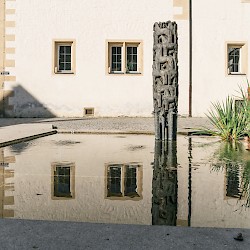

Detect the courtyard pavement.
[
  {"left": 0, "top": 117, "right": 249, "bottom": 249},
  {"left": 0, "top": 116, "right": 215, "bottom": 145}
]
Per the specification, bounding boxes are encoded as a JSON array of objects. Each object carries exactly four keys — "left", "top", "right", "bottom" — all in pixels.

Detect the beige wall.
[{"left": 2, "top": 0, "right": 250, "bottom": 117}]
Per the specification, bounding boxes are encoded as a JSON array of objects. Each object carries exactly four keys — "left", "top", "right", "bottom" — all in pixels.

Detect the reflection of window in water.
[
  {"left": 125, "top": 166, "right": 138, "bottom": 197},
  {"left": 52, "top": 162, "right": 75, "bottom": 199},
  {"left": 226, "top": 164, "right": 240, "bottom": 198},
  {"left": 108, "top": 165, "right": 122, "bottom": 197},
  {"left": 106, "top": 164, "right": 142, "bottom": 200}
]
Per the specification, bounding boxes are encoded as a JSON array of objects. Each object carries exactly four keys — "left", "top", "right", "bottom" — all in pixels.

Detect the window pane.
[
  {"left": 111, "top": 63, "right": 116, "bottom": 71},
  {"left": 59, "top": 63, "right": 64, "bottom": 71},
  {"left": 117, "top": 47, "right": 121, "bottom": 54},
  {"left": 111, "top": 46, "right": 122, "bottom": 72},
  {"left": 228, "top": 47, "right": 241, "bottom": 73},
  {"left": 59, "top": 55, "right": 64, "bottom": 63},
  {"left": 65, "top": 63, "right": 71, "bottom": 70},
  {"left": 58, "top": 44, "right": 72, "bottom": 71},
  {"left": 126, "top": 46, "right": 137, "bottom": 72},
  {"left": 59, "top": 46, "right": 65, "bottom": 53},
  {"left": 117, "top": 55, "right": 121, "bottom": 63},
  {"left": 117, "top": 62, "right": 121, "bottom": 71},
  {"left": 65, "top": 46, "right": 71, "bottom": 54},
  {"left": 65, "top": 55, "right": 71, "bottom": 63},
  {"left": 107, "top": 166, "right": 122, "bottom": 197},
  {"left": 124, "top": 166, "right": 139, "bottom": 197},
  {"left": 132, "top": 64, "right": 137, "bottom": 71},
  {"left": 54, "top": 167, "right": 71, "bottom": 197},
  {"left": 127, "top": 54, "right": 132, "bottom": 62}
]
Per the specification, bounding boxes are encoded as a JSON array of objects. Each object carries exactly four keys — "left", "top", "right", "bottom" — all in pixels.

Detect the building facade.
[{"left": 0, "top": 0, "right": 249, "bottom": 117}]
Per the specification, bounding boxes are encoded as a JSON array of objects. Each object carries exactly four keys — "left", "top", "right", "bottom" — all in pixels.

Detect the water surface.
[{"left": 0, "top": 134, "right": 249, "bottom": 228}]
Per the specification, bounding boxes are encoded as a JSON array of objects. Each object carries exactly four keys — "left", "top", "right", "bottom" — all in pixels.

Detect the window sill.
[
  {"left": 228, "top": 73, "right": 246, "bottom": 76},
  {"left": 54, "top": 72, "right": 75, "bottom": 75},
  {"left": 109, "top": 72, "right": 142, "bottom": 75}
]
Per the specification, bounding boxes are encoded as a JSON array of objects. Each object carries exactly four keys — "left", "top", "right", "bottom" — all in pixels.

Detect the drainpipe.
[{"left": 189, "top": 0, "right": 192, "bottom": 117}]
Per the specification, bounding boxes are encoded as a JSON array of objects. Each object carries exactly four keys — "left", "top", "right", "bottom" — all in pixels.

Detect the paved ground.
[
  {"left": 1, "top": 117, "right": 248, "bottom": 250},
  {"left": 0, "top": 117, "right": 215, "bottom": 144},
  {"left": 0, "top": 219, "right": 249, "bottom": 250}
]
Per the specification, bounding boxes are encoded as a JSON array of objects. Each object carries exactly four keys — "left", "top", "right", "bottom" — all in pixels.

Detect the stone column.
[{"left": 153, "top": 21, "right": 178, "bottom": 141}]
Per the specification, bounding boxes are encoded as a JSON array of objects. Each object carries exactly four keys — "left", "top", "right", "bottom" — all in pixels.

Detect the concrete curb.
[{"left": 0, "top": 130, "right": 57, "bottom": 148}]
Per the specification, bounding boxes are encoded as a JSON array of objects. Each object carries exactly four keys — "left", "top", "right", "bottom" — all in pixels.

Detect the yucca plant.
[{"left": 204, "top": 84, "right": 250, "bottom": 141}]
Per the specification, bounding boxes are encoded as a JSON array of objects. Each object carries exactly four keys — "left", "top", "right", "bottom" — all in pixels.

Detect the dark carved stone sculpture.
[
  {"left": 153, "top": 21, "right": 178, "bottom": 141},
  {"left": 152, "top": 140, "right": 178, "bottom": 226}
]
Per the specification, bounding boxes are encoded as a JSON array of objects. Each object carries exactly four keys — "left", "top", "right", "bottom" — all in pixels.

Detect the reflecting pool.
[{"left": 0, "top": 134, "right": 249, "bottom": 228}]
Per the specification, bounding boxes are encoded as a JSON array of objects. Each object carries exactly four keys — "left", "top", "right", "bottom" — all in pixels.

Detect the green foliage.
[
  {"left": 205, "top": 84, "right": 250, "bottom": 141},
  {"left": 211, "top": 141, "right": 250, "bottom": 207}
]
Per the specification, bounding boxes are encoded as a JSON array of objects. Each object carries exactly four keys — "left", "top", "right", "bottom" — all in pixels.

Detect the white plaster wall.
[
  {"left": 192, "top": 0, "right": 250, "bottom": 116},
  {"left": 5, "top": 0, "right": 250, "bottom": 117},
  {"left": 8, "top": 0, "right": 176, "bottom": 117}
]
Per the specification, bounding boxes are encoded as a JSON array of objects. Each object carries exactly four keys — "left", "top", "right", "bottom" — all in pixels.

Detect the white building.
[{"left": 0, "top": 0, "right": 249, "bottom": 118}]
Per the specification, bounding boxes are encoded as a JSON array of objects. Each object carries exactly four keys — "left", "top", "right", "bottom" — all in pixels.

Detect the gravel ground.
[
  {"left": 0, "top": 116, "right": 215, "bottom": 134},
  {"left": 40, "top": 117, "right": 214, "bottom": 133}
]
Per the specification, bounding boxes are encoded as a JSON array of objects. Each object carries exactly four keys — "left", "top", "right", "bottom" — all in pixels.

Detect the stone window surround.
[
  {"left": 105, "top": 163, "right": 143, "bottom": 201},
  {"left": 225, "top": 42, "right": 248, "bottom": 76},
  {"left": 52, "top": 39, "right": 76, "bottom": 75},
  {"left": 106, "top": 40, "right": 143, "bottom": 76},
  {"left": 51, "top": 162, "right": 75, "bottom": 200}
]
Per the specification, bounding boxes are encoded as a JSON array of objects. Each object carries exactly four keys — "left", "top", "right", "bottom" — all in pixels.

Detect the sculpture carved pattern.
[
  {"left": 153, "top": 21, "right": 178, "bottom": 141},
  {"left": 152, "top": 141, "right": 178, "bottom": 226}
]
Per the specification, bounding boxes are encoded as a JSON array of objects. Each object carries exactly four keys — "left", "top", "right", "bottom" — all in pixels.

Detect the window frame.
[
  {"left": 106, "top": 40, "right": 143, "bottom": 75},
  {"left": 226, "top": 42, "right": 248, "bottom": 76},
  {"left": 105, "top": 162, "right": 143, "bottom": 200},
  {"left": 53, "top": 40, "right": 76, "bottom": 75},
  {"left": 51, "top": 162, "right": 75, "bottom": 200}
]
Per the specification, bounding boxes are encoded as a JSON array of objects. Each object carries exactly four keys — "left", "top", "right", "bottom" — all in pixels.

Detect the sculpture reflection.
[{"left": 152, "top": 140, "right": 178, "bottom": 225}]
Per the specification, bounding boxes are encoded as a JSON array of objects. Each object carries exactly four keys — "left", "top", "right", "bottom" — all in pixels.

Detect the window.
[
  {"left": 53, "top": 40, "right": 75, "bottom": 74},
  {"left": 84, "top": 107, "right": 94, "bottom": 116},
  {"left": 234, "top": 99, "right": 244, "bottom": 114},
  {"left": 105, "top": 163, "right": 142, "bottom": 200},
  {"left": 226, "top": 42, "right": 248, "bottom": 75},
  {"left": 51, "top": 162, "right": 75, "bottom": 199},
  {"left": 106, "top": 41, "right": 143, "bottom": 75}
]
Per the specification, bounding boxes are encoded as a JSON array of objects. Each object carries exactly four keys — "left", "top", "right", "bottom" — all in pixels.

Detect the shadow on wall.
[{"left": 0, "top": 84, "right": 56, "bottom": 118}]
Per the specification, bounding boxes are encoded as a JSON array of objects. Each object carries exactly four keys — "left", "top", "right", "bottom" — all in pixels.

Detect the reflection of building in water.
[
  {"left": 0, "top": 148, "right": 15, "bottom": 218},
  {"left": 105, "top": 163, "right": 142, "bottom": 200},
  {"left": 51, "top": 162, "right": 75, "bottom": 200},
  {"left": 152, "top": 141, "right": 177, "bottom": 225}
]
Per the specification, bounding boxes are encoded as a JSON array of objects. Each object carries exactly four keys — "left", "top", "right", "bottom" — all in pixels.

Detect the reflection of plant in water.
[{"left": 211, "top": 141, "right": 250, "bottom": 207}]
